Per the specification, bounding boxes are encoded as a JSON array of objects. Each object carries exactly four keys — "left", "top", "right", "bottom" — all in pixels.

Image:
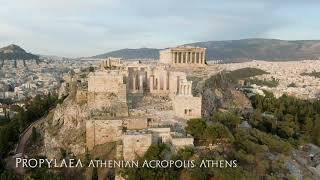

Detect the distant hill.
[
  {"left": 187, "top": 39, "right": 320, "bottom": 61},
  {"left": 0, "top": 44, "right": 39, "bottom": 60},
  {"left": 93, "top": 39, "right": 320, "bottom": 61},
  {"left": 93, "top": 48, "right": 159, "bottom": 59},
  {"left": 0, "top": 44, "right": 40, "bottom": 68}
]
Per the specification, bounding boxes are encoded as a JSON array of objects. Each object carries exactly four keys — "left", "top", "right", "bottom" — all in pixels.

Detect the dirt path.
[{"left": 6, "top": 117, "right": 46, "bottom": 175}]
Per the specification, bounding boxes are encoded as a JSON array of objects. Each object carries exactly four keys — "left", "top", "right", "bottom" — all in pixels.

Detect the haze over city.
[{"left": 0, "top": 0, "right": 320, "bottom": 57}]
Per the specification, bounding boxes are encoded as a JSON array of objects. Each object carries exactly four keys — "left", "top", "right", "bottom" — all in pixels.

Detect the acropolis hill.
[
  {"left": 6, "top": 44, "right": 320, "bottom": 179},
  {"left": 43, "top": 46, "right": 217, "bottom": 162},
  {"left": 41, "top": 46, "right": 320, "bottom": 163}
]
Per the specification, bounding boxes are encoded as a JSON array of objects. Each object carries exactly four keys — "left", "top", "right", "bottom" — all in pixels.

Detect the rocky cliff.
[{"left": 43, "top": 97, "right": 89, "bottom": 159}]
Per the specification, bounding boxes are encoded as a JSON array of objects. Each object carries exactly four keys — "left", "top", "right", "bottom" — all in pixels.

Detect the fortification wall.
[
  {"left": 88, "top": 71, "right": 124, "bottom": 93},
  {"left": 86, "top": 119, "right": 123, "bottom": 150},
  {"left": 75, "top": 90, "right": 87, "bottom": 104},
  {"left": 173, "top": 96, "right": 202, "bottom": 119},
  {"left": 123, "top": 133, "right": 152, "bottom": 160},
  {"left": 123, "top": 118, "right": 148, "bottom": 130},
  {"left": 171, "top": 137, "right": 194, "bottom": 152}
]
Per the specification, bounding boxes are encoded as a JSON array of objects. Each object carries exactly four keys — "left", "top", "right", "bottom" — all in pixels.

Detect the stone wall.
[
  {"left": 171, "top": 137, "right": 194, "bottom": 152},
  {"left": 173, "top": 95, "right": 202, "bottom": 119},
  {"left": 123, "top": 131, "right": 152, "bottom": 160},
  {"left": 159, "top": 49, "right": 173, "bottom": 64},
  {"left": 75, "top": 90, "right": 87, "bottom": 104},
  {"left": 88, "top": 71, "right": 125, "bottom": 94},
  {"left": 86, "top": 119, "right": 123, "bottom": 150},
  {"left": 148, "top": 127, "right": 172, "bottom": 144},
  {"left": 87, "top": 92, "right": 129, "bottom": 117},
  {"left": 123, "top": 118, "right": 148, "bottom": 130}
]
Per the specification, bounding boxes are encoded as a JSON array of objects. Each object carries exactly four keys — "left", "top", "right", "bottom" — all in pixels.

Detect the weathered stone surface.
[
  {"left": 44, "top": 59, "right": 203, "bottom": 161},
  {"left": 86, "top": 119, "right": 123, "bottom": 150},
  {"left": 173, "top": 95, "right": 202, "bottom": 119},
  {"left": 171, "top": 137, "right": 194, "bottom": 152},
  {"left": 44, "top": 98, "right": 88, "bottom": 158},
  {"left": 123, "top": 131, "right": 152, "bottom": 160}
]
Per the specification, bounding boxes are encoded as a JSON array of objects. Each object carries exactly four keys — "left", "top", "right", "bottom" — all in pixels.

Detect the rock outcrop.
[{"left": 44, "top": 97, "right": 89, "bottom": 158}]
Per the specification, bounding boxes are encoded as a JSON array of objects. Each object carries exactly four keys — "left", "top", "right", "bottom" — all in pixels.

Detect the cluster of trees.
[
  {"left": 185, "top": 110, "right": 293, "bottom": 179},
  {"left": 0, "top": 93, "right": 61, "bottom": 177},
  {"left": 224, "top": 68, "right": 269, "bottom": 84},
  {"left": 121, "top": 144, "right": 177, "bottom": 180},
  {"left": 201, "top": 68, "right": 268, "bottom": 94},
  {"left": 301, "top": 70, "right": 320, "bottom": 78},
  {"left": 247, "top": 77, "right": 279, "bottom": 87},
  {"left": 25, "top": 166, "right": 62, "bottom": 180},
  {"left": 231, "top": 128, "right": 293, "bottom": 179},
  {"left": 186, "top": 114, "right": 236, "bottom": 145},
  {"left": 251, "top": 92, "right": 320, "bottom": 146},
  {"left": 186, "top": 71, "right": 320, "bottom": 178},
  {"left": 125, "top": 110, "right": 292, "bottom": 179}
]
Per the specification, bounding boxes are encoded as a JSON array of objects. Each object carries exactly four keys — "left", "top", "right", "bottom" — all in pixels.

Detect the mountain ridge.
[
  {"left": 93, "top": 48, "right": 160, "bottom": 59},
  {"left": 93, "top": 39, "right": 320, "bottom": 61}
]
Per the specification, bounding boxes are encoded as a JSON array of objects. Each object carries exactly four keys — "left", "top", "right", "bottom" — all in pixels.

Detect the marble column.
[
  {"left": 163, "top": 74, "right": 167, "bottom": 90},
  {"left": 132, "top": 76, "right": 136, "bottom": 92},
  {"left": 181, "top": 52, "right": 184, "bottom": 63},
  {"left": 149, "top": 76, "right": 154, "bottom": 92},
  {"left": 192, "top": 52, "right": 195, "bottom": 63},
  {"left": 157, "top": 77, "right": 160, "bottom": 90},
  {"left": 186, "top": 52, "right": 189, "bottom": 64},
  {"left": 180, "top": 52, "right": 183, "bottom": 63},
  {"left": 175, "top": 52, "right": 178, "bottom": 63},
  {"left": 196, "top": 52, "right": 199, "bottom": 64},
  {"left": 139, "top": 74, "right": 144, "bottom": 92},
  {"left": 185, "top": 52, "right": 187, "bottom": 63},
  {"left": 203, "top": 51, "right": 206, "bottom": 64}
]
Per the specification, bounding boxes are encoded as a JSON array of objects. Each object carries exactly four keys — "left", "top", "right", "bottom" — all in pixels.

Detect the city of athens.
[{"left": 0, "top": 1, "right": 320, "bottom": 180}]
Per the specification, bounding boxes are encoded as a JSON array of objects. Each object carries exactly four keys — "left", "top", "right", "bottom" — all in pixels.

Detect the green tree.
[
  {"left": 122, "top": 144, "right": 176, "bottom": 180},
  {"left": 16, "top": 108, "right": 28, "bottom": 132},
  {"left": 186, "top": 119, "right": 207, "bottom": 138},
  {"left": 89, "top": 66, "right": 95, "bottom": 72},
  {"left": 204, "top": 123, "right": 234, "bottom": 143},
  {"left": 30, "top": 127, "right": 38, "bottom": 143},
  {"left": 0, "top": 170, "right": 16, "bottom": 180},
  {"left": 302, "top": 117, "right": 313, "bottom": 133},
  {"left": 173, "top": 148, "right": 194, "bottom": 160},
  {"left": 212, "top": 112, "right": 240, "bottom": 130},
  {"left": 312, "top": 116, "right": 320, "bottom": 145}
]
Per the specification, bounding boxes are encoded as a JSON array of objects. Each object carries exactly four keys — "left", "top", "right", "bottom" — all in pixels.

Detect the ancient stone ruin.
[{"left": 51, "top": 46, "right": 204, "bottom": 160}]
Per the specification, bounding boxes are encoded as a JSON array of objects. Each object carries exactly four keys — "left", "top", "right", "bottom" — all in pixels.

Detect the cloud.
[{"left": 0, "top": 0, "right": 319, "bottom": 57}]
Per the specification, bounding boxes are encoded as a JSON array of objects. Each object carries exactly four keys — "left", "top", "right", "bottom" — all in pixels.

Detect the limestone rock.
[{"left": 44, "top": 98, "right": 89, "bottom": 159}]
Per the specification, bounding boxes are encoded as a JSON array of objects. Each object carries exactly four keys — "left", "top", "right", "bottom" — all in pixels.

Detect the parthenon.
[{"left": 159, "top": 45, "right": 206, "bottom": 65}]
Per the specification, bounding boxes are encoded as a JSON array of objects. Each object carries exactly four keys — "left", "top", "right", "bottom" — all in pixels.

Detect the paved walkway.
[{"left": 6, "top": 117, "right": 46, "bottom": 175}]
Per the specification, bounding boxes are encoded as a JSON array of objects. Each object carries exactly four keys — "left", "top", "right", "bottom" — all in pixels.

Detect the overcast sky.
[{"left": 0, "top": 0, "right": 319, "bottom": 57}]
